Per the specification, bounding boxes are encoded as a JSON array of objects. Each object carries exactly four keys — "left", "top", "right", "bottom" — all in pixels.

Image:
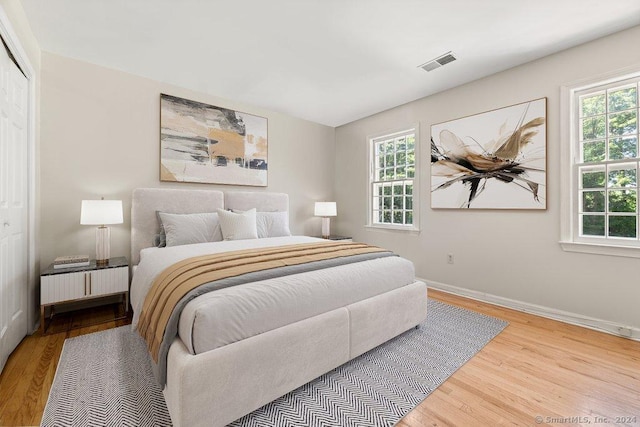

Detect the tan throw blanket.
[{"left": 137, "top": 241, "right": 388, "bottom": 362}]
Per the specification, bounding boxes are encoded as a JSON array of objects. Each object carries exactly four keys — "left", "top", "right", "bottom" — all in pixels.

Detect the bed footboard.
[{"left": 163, "top": 280, "right": 427, "bottom": 427}]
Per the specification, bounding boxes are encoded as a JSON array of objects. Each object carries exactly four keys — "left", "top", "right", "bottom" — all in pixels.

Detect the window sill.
[
  {"left": 365, "top": 224, "right": 420, "bottom": 234},
  {"left": 559, "top": 240, "right": 640, "bottom": 258}
]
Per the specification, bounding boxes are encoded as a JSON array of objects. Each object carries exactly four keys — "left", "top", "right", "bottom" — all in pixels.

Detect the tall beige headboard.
[
  {"left": 130, "top": 188, "right": 289, "bottom": 265},
  {"left": 131, "top": 188, "right": 224, "bottom": 264}
]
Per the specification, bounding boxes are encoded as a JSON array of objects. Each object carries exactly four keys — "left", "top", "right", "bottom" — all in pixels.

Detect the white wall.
[
  {"left": 335, "top": 26, "right": 640, "bottom": 332},
  {"left": 40, "top": 52, "right": 335, "bottom": 266}
]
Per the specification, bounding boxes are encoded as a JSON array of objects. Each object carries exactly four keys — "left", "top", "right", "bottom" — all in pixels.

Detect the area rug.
[{"left": 41, "top": 299, "right": 507, "bottom": 427}]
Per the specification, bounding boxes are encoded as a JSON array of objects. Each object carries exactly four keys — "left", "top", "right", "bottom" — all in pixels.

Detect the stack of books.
[{"left": 53, "top": 255, "right": 90, "bottom": 269}]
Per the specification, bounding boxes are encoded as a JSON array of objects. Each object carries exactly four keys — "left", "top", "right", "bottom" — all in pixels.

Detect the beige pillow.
[{"left": 217, "top": 208, "right": 258, "bottom": 241}]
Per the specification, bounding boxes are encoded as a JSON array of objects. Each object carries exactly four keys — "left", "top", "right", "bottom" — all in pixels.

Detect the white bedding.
[{"left": 130, "top": 236, "right": 415, "bottom": 355}]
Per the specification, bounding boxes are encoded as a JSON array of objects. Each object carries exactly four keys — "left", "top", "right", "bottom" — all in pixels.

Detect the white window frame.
[
  {"left": 366, "top": 124, "right": 420, "bottom": 232},
  {"left": 560, "top": 66, "right": 640, "bottom": 258}
]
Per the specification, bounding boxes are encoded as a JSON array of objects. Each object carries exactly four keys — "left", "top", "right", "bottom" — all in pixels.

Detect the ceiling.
[{"left": 21, "top": 0, "right": 640, "bottom": 127}]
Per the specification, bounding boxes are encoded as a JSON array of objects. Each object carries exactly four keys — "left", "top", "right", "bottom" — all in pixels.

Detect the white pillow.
[
  {"left": 217, "top": 208, "right": 258, "bottom": 241},
  {"left": 158, "top": 212, "right": 223, "bottom": 247},
  {"left": 256, "top": 211, "right": 291, "bottom": 238}
]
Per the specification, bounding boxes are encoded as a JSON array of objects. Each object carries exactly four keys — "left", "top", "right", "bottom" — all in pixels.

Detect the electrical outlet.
[{"left": 447, "top": 254, "right": 454, "bottom": 264}]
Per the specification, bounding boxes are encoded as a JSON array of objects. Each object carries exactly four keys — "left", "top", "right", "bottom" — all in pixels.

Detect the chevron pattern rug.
[{"left": 42, "top": 299, "right": 507, "bottom": 426}]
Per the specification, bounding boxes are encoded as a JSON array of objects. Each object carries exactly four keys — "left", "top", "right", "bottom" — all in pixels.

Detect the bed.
[{"left": 130, "top": 188, "right": 427, "bottom": 427}]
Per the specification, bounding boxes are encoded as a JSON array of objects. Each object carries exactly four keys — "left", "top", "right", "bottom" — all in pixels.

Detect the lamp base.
[
  {"left": 321, "top": 217, "right": 331, "bottom": 239},
  {"left": 96, "top": 225, "right": 111, "bottom": 266}
]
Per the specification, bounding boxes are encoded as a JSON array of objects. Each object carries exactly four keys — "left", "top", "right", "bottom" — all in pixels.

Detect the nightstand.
[
  {"left": 318, "top": 235, "right": 353, "bottom": 242},
  {"left": 40, "top": 256, "right": 129, "bottom": 334}
]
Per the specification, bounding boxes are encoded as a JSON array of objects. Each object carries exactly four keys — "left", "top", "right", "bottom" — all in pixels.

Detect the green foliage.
[
  {"left": 581, "top": 94, "right": 605, "bottom": 117},
  {"left": 582, "top": 215, "right": 605, "bottom": 236},
  {"left": 583, "top": 191, "right": 605, "bottom": 212},
  {"left": 582, "top": 171, "right": 605, "bottom": 188},
  {"left": 608, "top": 111, "right": 637, "bottom": 136},
  {"left": 608, "top": 168, "right": 636, "bottom": 188},
  {"left": 608, "top": 86, "right": 637, "bottom": 112},
  {"left": 608, "top": 190, "right": 637, "bottom": 213},
  {"left": 582, "top": 140, "right": 605, "bottom": 162},
  {"left": 609, "top": 216, "right": 637, "bottom": 238},
  {"left": 608, "top": 137, "right": 637, "bottom": 160},
  {"left": 582, "top": 116, "right": 606, "bottom": 140}
]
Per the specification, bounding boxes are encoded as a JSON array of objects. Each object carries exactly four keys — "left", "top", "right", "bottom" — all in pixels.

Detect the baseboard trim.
[{"left": 422, "top": 278, "right": 640, "bottom": 342}]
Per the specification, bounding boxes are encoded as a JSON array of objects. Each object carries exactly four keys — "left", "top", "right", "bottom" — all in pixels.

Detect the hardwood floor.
[
  {"left": 399, "top": 290, "right": 640, "bottom": 427},
  {"left": 0, "top": 304, "right": 132, "bottom": 427},
  {"left": 0, "top": 290, "right": 638, "bottom": 426}
]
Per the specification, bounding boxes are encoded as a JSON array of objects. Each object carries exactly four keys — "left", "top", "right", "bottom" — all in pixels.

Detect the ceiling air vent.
[{"left": 419, "top": 51, "right": 457, "bottom": 72}]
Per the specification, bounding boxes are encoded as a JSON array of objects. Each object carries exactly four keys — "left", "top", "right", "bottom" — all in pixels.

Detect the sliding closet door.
[{"left": 0, "top": 39, "right": 28, "bottom": 374}]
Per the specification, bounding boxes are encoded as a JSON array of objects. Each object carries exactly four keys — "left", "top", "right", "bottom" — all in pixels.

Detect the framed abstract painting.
[
  {"left": 430, "top": 98, "right": 547, "bottom": 209},
  {"left": 160, "top": 94, "right": 268, "bottom": 186}
]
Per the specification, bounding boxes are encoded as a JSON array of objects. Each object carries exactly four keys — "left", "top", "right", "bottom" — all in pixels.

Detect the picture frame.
[
  {"left": 430, "top": 98, "right": 547, "bottom": 209},
  {"left": 160, "top": 94, "right": 268, "bottom": 186}
]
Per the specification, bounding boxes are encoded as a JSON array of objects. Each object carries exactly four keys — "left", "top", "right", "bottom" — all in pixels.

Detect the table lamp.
[
  {"left": 80, "top": 199, "right": 123, "bottom": 266},
  {"left": 314, "top": 202, "right": 337, "bottom": 239}
]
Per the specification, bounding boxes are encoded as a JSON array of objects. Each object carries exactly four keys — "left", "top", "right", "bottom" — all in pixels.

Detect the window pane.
[
  {"left": 608, "top": 168, "right": 636, "bottom": 188},
  {"left": 377, "top": 184, "right": 384, "bottom": 197},
  {"left": 609, "top": 137, "right": 638, "bottom": 160},
  {"left": 581, "top": 171, "right": 605, "bottom": 188},
  {"left": 580, "top": 93, "right": 606, "bottom": 117},
  {"left": 582, "top": 191, "right": 605, "bottom": 212},
  {"left": 383, "top": 211, "right": 391, "bottom": 223},
  {"left": 383, "top": 185, "right": 392, "bottom": 196},
  {"left": 393, "top": 184, "right": 403, "bottom": 195},
  {"left": 608, "top": 110, "right": 637, "bottom": 136},
  {"left": 582, "top": 140, "right": 605, "bottom": 162},
  {"left": 405, "top": 195, "right": 413, "bottom": 210},
  {"left": 608, "top": 190, "right": 637, "bottom": 213},
  {"left": 406, "top": 166, "right": 415, "bottom": 178},
  {"left": 383, "top": 197, "right": 392, "bottom": 209},
  {"left": 406, "top": 184, "right": 413, "bottom": 195},
  {"left": 396, "top": 151, "right": 406, "bottom": 166},
  {"left": 393, "top": 211, "right": 403, "bottom": 224},
  {"left": 406, "top": 135, "right": 415, "bottom": 151},
  {"left": 396, "top": 166, "right": 406, "bottom": 178},
  {"left": 385, "top": 154, "right": 395, "bottom": 169},
  {"left": 405, "top": 211, "right": 413, "bottom": 225},
  {"left": 581, "top": 116, "right": 606, "bottom": 140},
  {"left": 609, "top": 216, "right": 637, "bottom": 238},
  {"left": 608, "top": 86, "right": 637, "bottom": 112},
  {"left": 393, "top": 196, "right": 403, "bottom": 210},
  {"left": 581, "top": 215, "right": 605, "bottom": 236}
]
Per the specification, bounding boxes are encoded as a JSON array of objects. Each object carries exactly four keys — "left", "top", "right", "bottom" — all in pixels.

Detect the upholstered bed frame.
[{"left": 131, "top": 188, "right": 427, "bottom": 427}]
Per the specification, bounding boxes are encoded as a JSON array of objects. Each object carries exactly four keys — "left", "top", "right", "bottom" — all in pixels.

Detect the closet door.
[{"left": 0, "top": 39, "right": 28, "bottom": 375}]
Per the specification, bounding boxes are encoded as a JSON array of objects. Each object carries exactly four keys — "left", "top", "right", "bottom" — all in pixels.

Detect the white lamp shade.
[
  {"left": 80, "top": 200, "right": 124, "bottom": 225},
  {"left": 314, "top": 202, "right": 337, "bottom": 217}
]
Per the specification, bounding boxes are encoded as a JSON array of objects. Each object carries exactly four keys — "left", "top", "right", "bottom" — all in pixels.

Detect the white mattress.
[{"left": 131, "top": 236, "right": 415, "bottom": 355}]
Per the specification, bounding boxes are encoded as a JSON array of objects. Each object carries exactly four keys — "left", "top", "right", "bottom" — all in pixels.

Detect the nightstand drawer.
[{"left": 41, "top": 267, "right": 128, "bottom": 304}]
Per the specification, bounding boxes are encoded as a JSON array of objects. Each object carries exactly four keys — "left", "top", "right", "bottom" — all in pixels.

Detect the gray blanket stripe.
[{"left": 151, "top": 251, "right": 397, "bottom": 386}]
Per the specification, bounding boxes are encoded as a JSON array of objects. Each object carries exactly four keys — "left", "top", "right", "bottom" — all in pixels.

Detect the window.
[
  {"left": 368, "top": 127, "right": 419, "bottom": 230},
  {"left": 562, "top": 70, "right": 640, "bottom": 257}
]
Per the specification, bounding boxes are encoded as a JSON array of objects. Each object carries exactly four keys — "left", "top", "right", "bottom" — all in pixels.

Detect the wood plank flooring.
[{"left": 0, "top": 289, "right": 638, "bottom": 426}]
